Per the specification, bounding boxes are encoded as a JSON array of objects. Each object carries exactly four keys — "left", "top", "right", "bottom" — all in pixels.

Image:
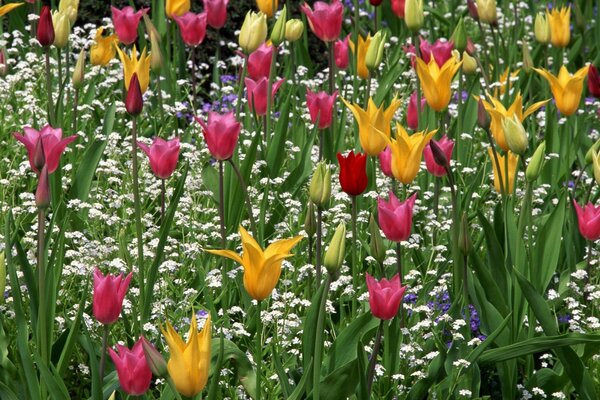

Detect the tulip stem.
[
  {"left": 131, "top": 117, "right": 145, "bottom": 312},
  {"left": 191, "top": 47, "right": 197, "bottom": 108},
  {"left": 37, "top": 209, "right": 48, "bottom": 366},
  {"left": 351, "top": 195, "right": 358, "bottom": 316},
  {"left": 218, "top": 160, "right": 226, "bottom": 248},
  {"left": 396, "top": 242, "right": 404, "bottom": 328},
  {"left": 235, "top": 62, "right": 248, "bottom": 120},
  {"left": 45, "top": 48, "right": 55, "bottom": 126},
  {"left": 316, "top": 207, "right": 323, "bottom": 283},
  {"left": 161, "top": 178, "right": 166, "bottom": 225},
  {"left": 433, "top": 177, "right": 440, "bottom": 244},
  {"left": 156, "top": 78, "right": 165, "bottom": 127},
  {"left": 255, "top": 300, "right": 263, "bottom": 400},
  {"left": 228, "top": 159, "right": 258, "bottom": 239},
  {"left": 73, "top": 88, "right": 79, "bottom": 134},
  {"left": 98, "top": 324, "right": 109, "bottom": 385},
  {"left": 313, "top": 275, "right": 331, "bottom": 400},
  {"left": 484, "top": 127, "right": 505, "bottom": 195},
  {"left": 366, "top": 319, "right": 385, "bottom": 396},
  {"left": 456, "top": 69, "right": 463, "bottom": 158},
  {"left": 266, "top": 46, "right": 278, "bottom": 149},
  {"left": 412, "top": 33, "right": 423, "bottom": 131}
]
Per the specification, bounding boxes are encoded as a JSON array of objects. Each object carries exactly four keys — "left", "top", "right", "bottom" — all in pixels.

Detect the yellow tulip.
[
  {"left": 533, "top": 65, "right": 590, "bottom": 116},
  {"left": 547, "top": 6, "right": 570, "bottom": 48},
  {"left": 116, "top": 45, "right": 151, "bottom": 94},
  {"left": 349, "top": 34, "right": 371, "bottom": 80},
  {"left": 52, "top": 10, "right": 71, "bottom": 49},
  {"left": 239, "top": 11, "right": 268, "bottom": 54},
  {"left": 341, "top": 97, "right": 402, "bottom": 156},
  {"left": 534, "top": 13, "right": 551, "bottom": 44},
  {"left": 481, "top": 92, "right": 547, "bottom": 152},
  {"left": 592, "top": 150, "right": 600, "bottom": 186},
  {"left": 206, "top": 226, "right": 302, "bottom": 301},
  {"left": 59, "top": 0, "right": 79, "bottom": 24},
  {"left": 476, "top": 0, "right": 497, "bottom": 25},
  {"left": 161, "top": 313, "right": 211, "bottom": 398},
  {"left": 0, "top": 2, "right": 23, "bottom": 17},
  {"left": 383, "top": 123, "right": 436, "bottom": 184},
  {"left": 415, "top": 55, "right": 461, "bottom": 112},
  {"left": 488, "top": 148, "right": 518, "bottom": 194},
  {"left": 256, "top": 0, "right": 278, "bottom": 18},
  {"left": 90, "top": 27, "right": 118, "bottom": 66},
  {"left": 166, "top": 0, "right": 190, "bottom": 19}
]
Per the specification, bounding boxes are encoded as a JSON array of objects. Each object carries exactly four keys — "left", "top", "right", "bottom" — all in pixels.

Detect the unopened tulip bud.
[
  {"left": 467, "top": 0, "right": 478, "bottom": 20},
  {"left": 503, "top": 115, "right": 528, "bottom": 155},
  {"left": 369, "top": 215, "right": 385, "bottom": 265},
  {"left": 591, "top": 151, "right": 600, "bottom": 186},
  {"left": 270, "top": 5, "right": 287, "bottom": 46},
  {"left": 585, "top": 138, "right": 600, "bottom": 164},
  {"left": 0, "top": 48, "right": 7, "bottom": 77},
  {"left": 36, "top": 166, "right": 51, "bottom": 210},
  {"left": 458, "top": 212, "right": 472, "bottom": 256},
  {"left": 309, "top": 161, "right": 331, "bottom": 209},
  {"left": 150, "top": 31, "right": 163, "bottom": 73},
  {"left": 477, "top": 99, "right": 490, "bottom": 130},
  {"left": 462, "top": 51, "right": 477, "bottom": 74},
  {"left": 305, "top": 201, "right": 317, "bottom": 237},
  {"left": 522, "top": 42, "right": 533, "bottom": 74},
  {"left": 573, "top": 2, "right": 585, "bottom": 30},
  {"left": 239, "top": 11, "right": 267, "bottom": 54},
  {"left": 429, "top": 138, "right": 449, "bottom": 170},
  {"left": 285, "top": 19, "right": 304, "bottom": 42},
  {"left": 476, "top": 0, "right": 497, "bottom": 25},
  {"left": 404, "top": 0, "right": 424, "bottom": 32},
  {"left": 141, "top": 336, "right": 168, "bottom": 377},
  {"left": 526, "top": 141, "right": 545, "bottom": 182},
  {"left": 534, "top": 13, "right": 550, "bottom": 44},
  {"left": 465, "top": 38, "right": 476, "bottom": 55},
  {"left": 0, "top": 253, "right": 5, "bottom": 304},
  {"left": 366, "top": 30, "right": 387, "bottom": 71},
  {"left": 126, "top": 74, "right": 144, "bottom": 116},
  {"left": 52, "top": 11, "right": 71, "bottom": 49},
  {"left": 37, "top": 6, "right": 55, "bottom": 47},
  {"left": 451, "top": 18, "right": 467, "bottom": 52},
  {"left": 324, "top": 222, "right": 346, "bottom": 275},
  {"left": 72, "top": 49, "right": 86, "bottom": 90}
]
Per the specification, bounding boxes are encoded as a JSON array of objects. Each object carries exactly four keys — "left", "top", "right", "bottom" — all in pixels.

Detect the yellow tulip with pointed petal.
[
  {"left": 90, "top": 27, "right": 118, "bottom": 66},
  {"left": 481, "top": 92, "right": 548, "bottom": 152},
  {"left": 206, "top": 226, "right": 302, "bottom": 301},
  {"left": 488, "top": 148, "right": 518, "bottom": 194},
  {"left": 349, "top": 34, "right": 371, "bottom": 80},
  {"left": 533, "top": 65, "right": 590, "bottom": 116},
  {"left": 116, "top": 45, "right": 151, "bottom": 94},
  {"left": 341, "top": 97, "right": 402, "bottom": 156},
  {"left": 161, "top": 313, "right": 211, "bottom": 398},
  {"left": 0, "top": 2, "right": 23, "bottom": 17},
  {"left": 547, "top": 6, "right": 570, "bottom": 48},
  {"left": 256, "top": 0, "right": 278, "bottom": 17},
  {"left": 383, "top": 123, "right": 436, "bottom": 184},
  {"left": 415, "top": 54, "right": 462, "bottom": 111},
  {"left": 166, "top": 0, "right": 190, "bottom": 19}
]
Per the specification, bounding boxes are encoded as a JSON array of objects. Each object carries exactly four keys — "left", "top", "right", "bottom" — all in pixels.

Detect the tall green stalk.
[
  {"left": 255, "top": 300, "right": 263, "bottom": 400},
  {"left": 313, "top": 275, "right": 331, "bottom": 400},
  {"left": 131, "top": 117, "right": 145, "bottom": 315}
]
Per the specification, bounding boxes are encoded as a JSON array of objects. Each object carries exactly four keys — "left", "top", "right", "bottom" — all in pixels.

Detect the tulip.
[
  {"left": 502, "top": 115, "right": 528, "bottom": 155},
  {"left": 0, "top": 2, "right": 23, "bottom": 17},
  {"left": 405, "top": 38, "right": 454, "bottom": 69},
  {"left": 174, "top": 12, "right": 208, "bottom": 47},
  {"left": 247, "top": 43, "right": 274, "bottom": 80},
  {"left": 58, "top": 0, "right": 78, "bottom": 24},
  {"left": 337, "top": 151, "right": 368, "bottom": 196},
  {"left": 476, "top": 0, "right": 497, "bottom": 25},
  {"left": 534, "top": 13, "right": 551, "bottom": 44},
  {"left": 404, "top": 0, "right": 424, "bottom": 31},
  {"left": 138, "top": 137, "right": 180, "bottom": 179},
  {"left": 424, "top": 135, "right": 454, "bottom": 177},
  {"left": 586, "top": 139, "right": 600, "bottom": 164},
  {"left": 324, "top": 222, "right": 346, "bottom": 275},
  {"left": 149, "top": 30, "right": 163, "bottom": 73},
  {"left": 467, "top": 0, "right": 478, "bottom": 20},
  {"left": 415, "top": 54, "right": 462, "bottom": 111},
  {"left": 35, "top": 166, "right": 50, "bottom": 210},
  {"left": 90, "top": 27, "right": 118, "bottom": 66},
  {"left": 14, "top": 125, "right": 77, "bottom": 174},
  {"left": 370, "top": 0, "right": 383, "bottom": 5},
  {"left": 384, "top": 123, "right": 436, "bottom": 184},
  {"left": 309, "top": 161, "right": 331, "bottom": 208},
  {"left": 37, "top": 6, "right": 55, "bottom": 47},
  {"left": 166, "top": 0, "right": 190, "bottom": 19},
  {"left": 245, "top": 77, "right": 285, "bottom": 116},
  {"left": 461, "top": 51, "right": 477, "bottom": 74},
  {"left": 341, "top": 97, "right": 402, "bottom": 156},
  {"left": 533, "top": 65, "right": 590, "bottom": 116},
  {"left": 368, "top": 216, "right": 386, "bottom": 265},
  {"left": 407, "top": 91, "right": 427, "bottom": 130},
  {"left": 366, "top": 273, "right": 407, "bottom": 320},
  {"left": 239, "top": 11, "right": 268, "bottom": 54},
  {"left": 256, "top": 0, "right": 278, "bottom": 17},
  {"left": 206, "top": 226, "right": 302, "bottom": 300},
  {"left": 377, "top": 191, "right": 417, "bottom": 242},
  {"left": 477, "top": 98, "right": 490, "bottom": 130},
  {"left": 72, "top": 49, "right": 86, "bottom": 89},
  {"left": 285, "top": 19, "right": 304, "bottom": 42},
  {"left": 195, "top": 111, "right": 241, "bottom": 160},
  {"left": 306, "top": 89, "right": 337, "bottom": 129},
  {"left": 270, "top": 5, "right": 287, "bottom": 46},
  {"left": 301, "top": 0, "right": 343, "bottom": 42},
  {"left": 140, "top": 336, "right": 168, "bottom": 377},
  {"left": 526, "top": 141, "right": 545, "bottom": 182},
  {"left": 116, "top": 45, "right": 151, "bottom": 94},
  {"left": 125, "top": 74, "right": 144, "bottom": 116},
  {"left": 378, "top": 146, "right": 393, "bottom": 177},
  {"left": 588, "top": 65, "right": 600, "bottom": 98},
  {"left": 592, "top": 150, "right": 600, "bottom": 186},
  {"left": 108, "top": 339, "right": 152, "bottom": 396},
  {"left": 111, "top": 6, "right": 147, "bottom": 45},
  {"left": 203, "top": 0, "right": 228, "bottom": 29},
  {"left": 0, "top": 48, "right": 7, "bottom": 77},
  {"left": 573, "top": 201, "right": 600, "bottom": 241},
  {"left": 487, "top": 148, "right": 518, "bottom": 194},
  {"left": 334, "top": 34, "right": 350, "bottom": 69},
  {"left": 391, "top": 0, "right": 405, "bottom": 18},
  {"left": 92, "top": 268, "right": 132, "bottom": 325},
  {"left": 547, "top": 6, "right": 570, "bottom": 48},
  {"left": 366, "top": 30, "right": 387, "bottom": 71},
  {"left": 52, "top": 10, "right": 71, "bottom": 49}
]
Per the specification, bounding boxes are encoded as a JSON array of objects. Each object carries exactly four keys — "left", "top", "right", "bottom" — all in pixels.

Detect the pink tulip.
[
  {"left": 196, "top": 111, "right": 241, "bottom": 160},
  {"left": 391, "top": 0, "right": 405, "bottom": 18},
  {"left": 111, "top": 6, "right": 148, "bottom": 46},
  {"left": 245, "top": 77, "right": 285, "bottom": 116},
  {"left": 174, "top": 12, "right": 208, "bottom": 47},
  {"left": 93, "top": 268, "right": 132, "bottom": 325},
  {"left": 407, "top": 91, "right": 427, "bottom": 130},
  {"left": 306, "top": 89, "right": 337, "bottom": 129},
  {"left": 405, "top": 38, "right": 454, "bottom": 68},
  {"left": 137, "top": 137, "right": 181, "bottom": 179},
  {"left": 378, "top": 146, "right": 393, "bottom": 177},
  {"left": 424, "top": 135, "right": 454, "bottom": 177},
  {"left": 301, "top": 0, "right": 343, "bottom": 42},
  {"left": 108, "top": 338, "right": 152, "bottom": 396},
  {"left": 203, "top": 0, "right": 228, "bottom": 29},
  {"left": 14, "top": 125, "right": 77, "bottom": 174},
  {"left": 366, "top": 273, "right": 407, "bottom": 320},
  {"left": 574, "top": 200, "right": 600, "bottom": 241},
  {"left": 377, "top": 191, "right": 417, "bottom": 242},
  {"left": 334, "top": 34, "right": 350, "bottom": 69},
  {"left": 247, "top": 43, "right": 274, "bottom": 81},
  {"left": 0, "top": 47, "right": 7, "bottom": 76}
]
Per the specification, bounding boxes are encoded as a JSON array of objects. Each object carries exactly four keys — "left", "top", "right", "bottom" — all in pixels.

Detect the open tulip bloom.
[
  {"left": 533, "top": 65, "right": 590, "bottom": 116},
  {"left": 108, "top": 338, "right": 153, "bottom": 396},
  {"left": 415, "top": 54, "right": 462, "bottom": 112},
  {"left": 301, "top": 0, "right": 344, "bottom": 42},
  {"left": 14, "top": 125, "right": 77, "bottom": 174},
  {"left": 366, "top": 273, "right": 407, "bottom": 320},
  {"left": 111, "top": 6, "right": 148, "bottom": 45}
]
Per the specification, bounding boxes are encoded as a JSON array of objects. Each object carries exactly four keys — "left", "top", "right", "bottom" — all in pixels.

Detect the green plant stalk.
[
  {"left": 45, "top": 48, "right": 55, "bottom": 126},
  {"left": 218, "top": 160, "right": 226, "bottom": 248},
  {"left": 156, "top": 77, "right": 165, "bottom": 127},
  {"left": 57, "top": 48, "right": 63, "bottom": 123},
  {"left": 351, "top": 195, "right": 358, "bottom": 317},
  {"left": 228, "top": 159, "right": 258, "bottom": 238},
  {"left": 213, "top": 31, "right": 221, "bottom": 87},
  {"left": 37, "top": 208, "right": 48, "bottom": 366},
  {"left": 413, "top": 33, "right": 423, "bottom": 131},
  {"left": 456, "top": 69, "right": 463, "bottom": 157},
  {"left": 191, "top": 46, "right": 197, "bottom": 108},
  {"left": 161, "top": 178, "right": 166, "bottom": 225},
  {"left": 433, "top": 177, "right": 440, "bottom": 244},
  {"left": 131, "top": 117, "right": 145, "bottom": 310},
  {"left": 72, "top": 88, "right": 79, "bottom": 134},
  {"left": 255, "top": 300, "right": 263, "bottom": 400},
  {"left": 98, "top": 324, "right": 109, "bottom": 384},
  {"left": 265, "top": 46, "right": 278, "bottom": 150},
  {"left": 235, "top": 62, "right": 248, "bottom": 120},
  {"left": 316, "top": 208, "right": 323, "bottom": 283},
  {"left": 396, "top": 242, "right": 404, "bottom": 328},
  {"left": 313, "top": 275, "right": 331, "bottom": 400},
  {"left": 328, "top": 43, "right": 336, "bottom": 160},
  {"left": 366, "top": 319, "right": 385, "bottom": 396},
  {"left": 490, "top": 25, "right": 501, "bottom": 82}
]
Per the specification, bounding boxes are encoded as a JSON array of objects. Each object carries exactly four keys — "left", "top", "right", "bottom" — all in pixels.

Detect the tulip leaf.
[
  {"left": 314, "top": 359, "right": 360, "bottom": 400},
  {"left": 325, "top": 312, "right": 378, "bottom": 373},
  {"left": 267, "top": 92, "right": 291, "bottom": 178},
  {"left": 301, "top": 281, "right": 326, "bottom": 375},
  {"left": 56, "top": 276, "right": 89, "bottom": 376},
  {"left": 533, "top": 194, "right": 565, "bottom": 292},
  {"left": 287, "top": 363, "right": 313, "bottom": 400},
  {"left": 32, "top": 352, "right": 70, "bottom": 400},
  {"left": 0, "top": 382, "right": 19, "bottom": 400},
  {"left": 209, "top": 338, "right": 257, "bottom": 399}
]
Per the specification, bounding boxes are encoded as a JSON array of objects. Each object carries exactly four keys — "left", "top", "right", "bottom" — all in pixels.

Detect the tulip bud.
[
  {"left": 458, "top": 212, "right": 472, "bottom": 256},
  {"left": 239, "top": 11, "right": 268, "bottom": 54},
  {"left": 141, "top": 336, "right": 168, "bottom": 377},
  {"left": 525, "top": 141, "right": 545, "bottom": 182},
  {"left": 591, "top": 151, "right": 600, "bottom": 186},
  {"left": 324, "top": 222, "right": 346, "bottom": 275},
  {"left": 285, "top": 19, "right": 304, "bottom": 42},
  {"left": 451, "top": 18, "right": 467, "bottom": 53},
  {"left": 573, "top": 2, "right": 585, "bottom": 31},
  {"left": 465, "top": 38, "right": 476, "bottom": 55},
  {"left": 476, "top": 0, "right": 497, "bottom": 25},
  {"left": 33, "top": 137, "right": 46, "bottom": 171},
  {"left": 149, "top": 31, "right": 163, "bottom": 73},
  {"left": 305, "top": 201, "right": 317, "bottom": 237},
  {"left": 502, "top": 115, "right": 528, "bottom": 155},
  {"left": 72, "top": 49, "right": 86, "bottom": 90},
  {"left": 37, "top": 6, "right": 55, "bottom": 47},
  {"left": 585, "top": 138, "right": 600, "bottom": 164},
  {"left": 366, "top": 30, "right": 387, "bottom": 71},
  {"left": 467, "top": 0, "right": 479, "bottom": 20},
  {"left": 534, "top": 13, "right": 550, "bottom": 44},
  {"left": 36, "top": 166, "right": 51, "bottom": 210},
  {"left": 369, "top": 215, "right": 385, "bottom": 265},
  {"left": 404, "top": 0, "right": 424, "bottom": 32},
  {"left": 270, "top": 5, "right": 287, "bottom": 47},
  {"left": 477, "top": 99, "right": 490, "bottom": 130},
  {"left": 0, "top": 48, "right": 7, "bottom": 77},
  {"left": 429, "top": 138, "right": 449, "bottom": 170},
  {"left": 0, "top": 252, "right": 5, "bottom": 304},
  {"left": 126, "top": 74, "right": 144, "bottom": 116},
  {"left": 309, "top": 161, "right": 331, "bottom": 209},
  {"left": 52, "top": 11, "right": 71, "bottom": 49},
  {"left": 462, "top": 51, "right": 477, "bottom": 74},
  {"left": 522, "top": 42, "right": 533, "bottom": 74}
]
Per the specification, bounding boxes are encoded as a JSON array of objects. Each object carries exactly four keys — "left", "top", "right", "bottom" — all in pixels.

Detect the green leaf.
[
  {"left": 33, "top": 352, "right": 70, "bottom": 400},
  {"left": 533, "top": 195, "right": 565, "bottom": 292},
  {"left": 316, "top": 359, "right": 360, "bottom": 400},
  {"left": 325, "top": 312, "right": 378, "bottom": 373},
  {"left": 209, "top": 338, "right": 256, "bottom": 398},
  {"left": 301, "top": 283, "right": 326, "bottom": 375}
]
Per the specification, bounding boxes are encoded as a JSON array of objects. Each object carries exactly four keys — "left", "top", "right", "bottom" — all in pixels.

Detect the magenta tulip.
[
  {"left": 588, "top": 65, "right": 600, "bottom": 98},
  {"left": 574, "top": 200, "right": 600, "bottom": 241},
  {"left": 203, "top": 0, "right": 228, "bottom": 29},
  {"left": 391, "top": 0, "right": 406, "bottom": 18},
  {"left": 334, "top": 34, "right": 350, "bottom": 69},
  {"left": 301, "top": 0, "right": 343, "bottom": 42},
  {"left": 424, "top": 135, "right": 454, "bottom": 177},
  {"left": 366, "top": 273, "right": 407, "bottom": 320},
  {"left": 196, "top": 111, "right": 241, "bottom": 160},
  {"left": 407, "top": 91, "right": 427, "bottom": 130},
  {"left": 14, "top": 125, "right": 77, "bottom": 174},
  {"left": 306, "top": 89, "right": 337, "bottom": 129},
  {"left": 108, "top": 338, "right": 153, "bottom": 396},
  {"left": 245, "top": 77, "right": 285, "bottom": 116},
  {"left": 174, "top": 12, "right": 208, "bottom": 47},
  {"left": 405, "top": 38, "right": 454, "bottom": 68},
  {"left": 111, "top": 6, "right": 148, "bottom": 45},
  {"left": 378, "top": 146, "right": 393, "bottom": 177},
  {"left": 377, "top": 191, "right": 417, "bottom": 242},
  {"left": 137, "top": 137, "right": 181, "bottom": 179},
  {"left": 247, "top": 43, "right": 274, "bottom": 80},
  {"left": 93, "top": 268, "right": 132, "bottom": 325}
]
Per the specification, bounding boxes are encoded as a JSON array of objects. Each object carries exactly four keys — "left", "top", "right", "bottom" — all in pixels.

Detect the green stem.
[
  {"left": 316, "top": 207, "right": 323, "bottom": 283},
  {"left": 413, "top": 33, "right": 423, "bottom": 130},
  {"left": 131, "top": 117, "right": 145, "bottom": 316},
  {"left": 351, "top": 196, "right": 358, "bottom": 317},
  {"left": 255, "top": 300, "right": 263, "bottom": 400},
  {"left": 218, "top": 160, "right": 226, "bottom": 248},
  {"left": 396, "top": 242, "right": 404, "bottom": 328},
  {"left": 98, "top": 324, "right": 109, "bottom": 385},
  {"left": 235, "top": 62, "right": 248, "bottom": 120},
  {"left": 72, "top": 88, "right": 79, "bottom": 134},
  {"left": 191, "top": 46, "right": 197, "bottom": 108},
  {"left": 228, "top": 159, "right": 258, "bottom": 238},
  {"left": 37, "top": 209, "right": 48, "bottom": 365},
  {"left": 313, "top": 275, "right": 331, "bottom": 400},
  {"left": 45, "top": 48, "right": 54, "bottom": 125},
  {"left": 265, "top": 46, "right": 278, "bottom": 149},
  {"left": 161, "top": 178, "right": 166, "bottom": 225},
  {"left": 366, "top": 319, "right": 385, "bottom": 396}
]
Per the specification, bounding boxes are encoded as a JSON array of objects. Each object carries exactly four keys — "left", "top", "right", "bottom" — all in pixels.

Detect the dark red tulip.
[
  {"left": 337, "top": 151, "right": 368, "bottom": 196},
  {"left": 126, "top": 74, "right": 143, "bottom": 116},
  {"left": 588, "top": 65, "right": 600, "bottom": 98},
  {"left": 369, "top": 0, "right": 383, "bottom": 5},
  {"left": 37, "top": 6, "right": 55, "bottom": 47}
]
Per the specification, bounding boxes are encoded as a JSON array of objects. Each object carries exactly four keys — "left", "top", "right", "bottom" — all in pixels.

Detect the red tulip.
[
  {"left": 366, "top": 273, "right": 407, "bottom": 320},
  {"left": 306, "top": 89, "right": 337, "bottom": 129},
  {"left": 467, "top": 0, "right": 479, "bottom": 21},
  {"left": 391, "top": 0, "right": 406, "bottom": 18},
  {"left": 369, "top": 0, "right": 383, "bottom": 5},
  {"left": 247, "top": 43, "right": 274, "bottom": 81},
  {"left": 93, "top": 268, "right": 132, "bottom": 325},
  {"left": 405, "top": 38, "right": 454, "bottom": 68},
  {"left": 111, "top": 6, "right": 148, "bottom": 45},
  {"left": 14, "top": 125, "right": 77, "bottom": 174},
  {"left": 196, "top": 111, "right": 241, "bottom": 160},
  {"left": 407, "top": 91, "right": 427, "bottom": 130},
  {"left": 203, "top": 0, "right": 228, "bottom": 29},
  {"left": 245, "top": 77, "right": 285, "bottom": 116},
  {"left": 337, "top": 151, "right": 368, "bottom": 196},
  {"left": 588, "top": 65, "right": 600, "bottom": 98},
  {"left": 37, "top": 6, "right": 54, "bottom": 47},
  {"left": 125, "top": 74, "right": 144, "bottom": 116},
  {"left": 301, "top": 0, "right": 343, "bottom": 42},
  {"left": 334, "top": 34, "right": 350, "bottom": 70},
  {"left": 378, "top": 146, "right": 393, "bottom": 177},
  {"left": 137, "top": 137, "right": 181, "bottom": 179},
  {"left": 174, "top": 12, "right": 208, "bottom": 47},
  {"left": 574, "top": 200, "right": 600, "bottom": 241},
  {"left": 424, "top": 135, "right": 454, "bottom": 177},
  {"left": 377, "top": 191, "right": 416, "bottom": 242},
  {"left": 108, "top": 338, "right": 153, "bottom": 396}
]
